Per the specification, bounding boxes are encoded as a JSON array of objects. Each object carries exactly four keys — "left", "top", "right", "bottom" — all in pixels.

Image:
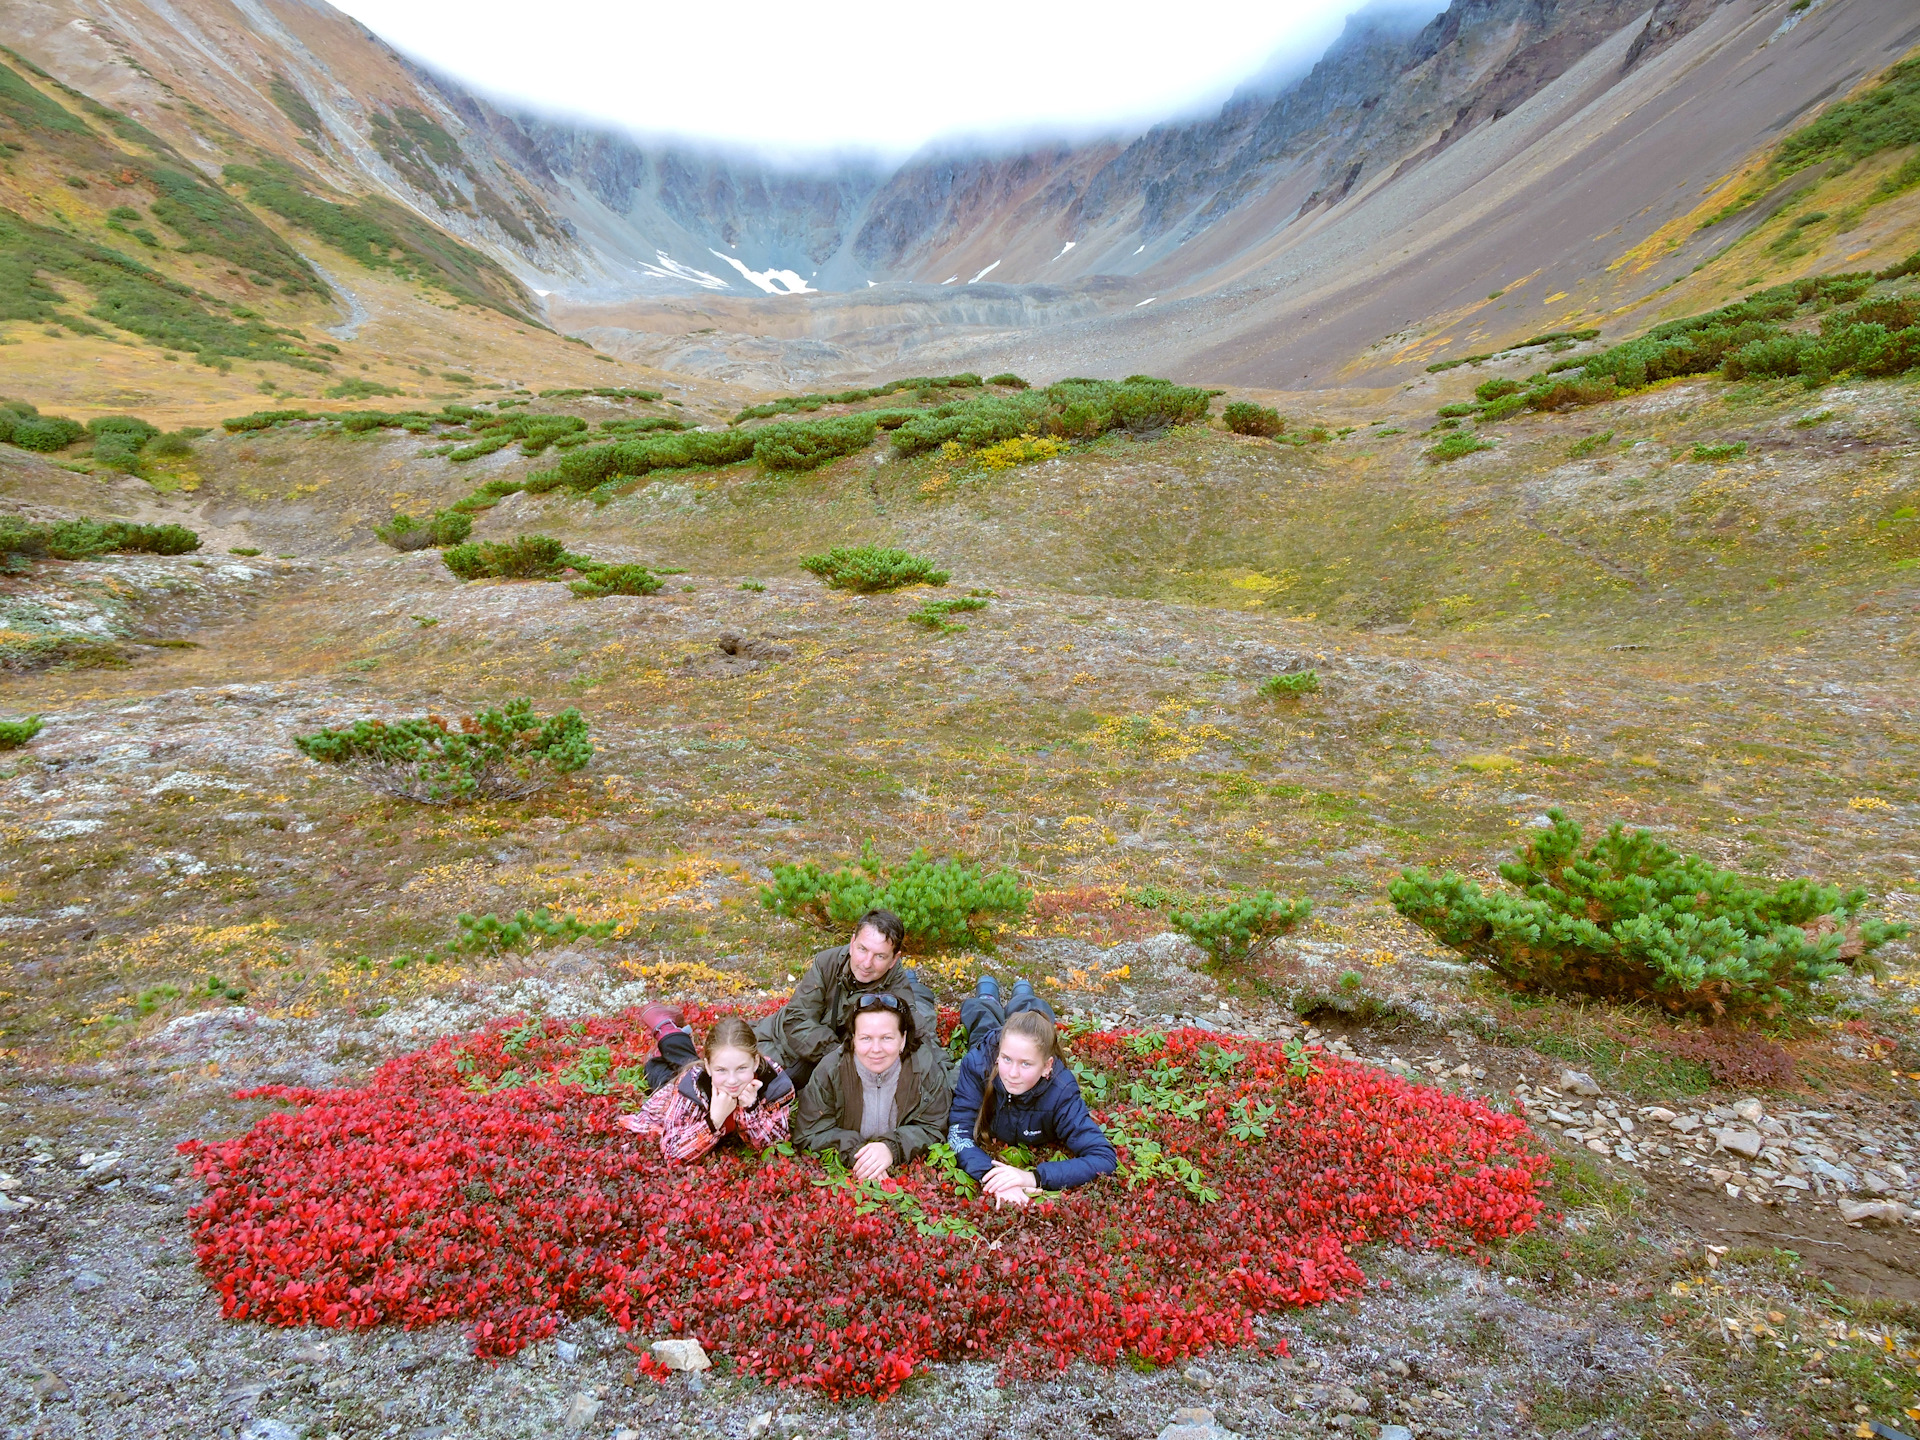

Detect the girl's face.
[
  {"left": 852, "top": 1010, "right": 906, "bottom": 1076},
  {"left": 996, "top": 1033, "right": 1052, "bottom": 1096},
  {"left": 707, "top": 1045, "right": 759, "bottom": 1096}
]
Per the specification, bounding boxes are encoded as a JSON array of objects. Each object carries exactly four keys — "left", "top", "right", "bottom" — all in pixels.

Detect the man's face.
[
  {"left": 847, "top": 923, "right": 897, "bottom": 983},
  {"left": 851, "top": 1009, "right": 906, "bottom": 1075}
]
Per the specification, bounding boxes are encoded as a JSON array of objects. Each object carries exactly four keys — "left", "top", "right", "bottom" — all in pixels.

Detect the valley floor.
[{"left": 0, "top": 367, "right": 1917, "bottom": 1440}]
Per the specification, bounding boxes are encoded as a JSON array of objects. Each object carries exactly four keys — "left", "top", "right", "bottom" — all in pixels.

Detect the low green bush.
[
  {"left": 375, "top": 510, "right": 471, "bottom": 551},
  {"left": 537, "top": 386, "right": 662, "bottom": 401},
  {"left": 0, "top": 516, "right": 200, "bottom": 563},
  {"left": 326, "top": 378, "right": 403, "bottom": 401},
  {"left": 1260, "top": 670, "right": 1320, "bottom": 697},
  {"left": 0, "top": 411, "right": 86, "bottom": 452},
  {"left": 85, "top": 415, "right": 160, "bottom": 471},
  {"left": 1474, "top": 377, "right": 1522, "bottom": 402},
  {"left": 731, "top": 373, "right": 984, "bottom": 425},
  {"left": 889, "top": 376, "right": 1211, "bottom": 456},
  {"left": 986, "top": 373, "right": 1029, "bottom": 389},
  {"left": 546, "top": 428, "right": 756, "bottom": 492},
  {"left": 799, "top": 545, "right": 949, "bottom": 592},
  {"left": 452, "top": 908, "right": 617, "bottom": 952},
  {"left": 1222, "top": 401, "right": 1284, "bottom": 437},
  {"left": 761, "top": 845, "right": 1030, "bottom": 951},
  {"left": 1169, "top": 891, "right": 1313, "bottom": 967},
  {"left": 221, "top": 409, "right": 322, "bottom": 432},
  {"left": 907, "top": 596, "right": 987, "bottom": 633},
  {"left": 146, "top": 430, "right": 198, "bottom": 459},
  {"left": 1428, "top": 431, "right": 1494, "bottom": 462},
  {"left": 1690, "top": 441, "right": 1747, "bottom": 462},
  {"left": 568, "top": 563, "right": 662, "bottom": 598},
  {"left": 0, "top": 715, "right": 42, "bottom": 749},
  {"left": 442, "top": 534, "right": 587, "bottom": 581},
  {"left": 751, "top": 414, "right": 877, "bottom": 471},
  {"left": 1388, "top": 808, "right": 1909, "bottom": 1017},
  {"left": 294, "top": 697, "right": 592, "bottom": 803}
]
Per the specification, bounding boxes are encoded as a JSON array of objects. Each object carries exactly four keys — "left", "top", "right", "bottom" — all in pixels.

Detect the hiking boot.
[
  {"left": 1008, "top": 978, "right": 1056, "bottom": 1022},
  {"left": 973, "top": 975, "right": 1001, "bottom": 1003},
  {"left": 640, "top": 1002, "right": 688, "bottom": 1040}
]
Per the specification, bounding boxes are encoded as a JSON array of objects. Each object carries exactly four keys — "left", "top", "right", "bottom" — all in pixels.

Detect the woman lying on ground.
[
  {"left": 796, "top": 992, "right": 951, "bottom": 1181},
  {"left": 618, "top": 1006, "right": 794, "bottom": 1163},
  {"left": 946, "top": 978, "right": 1117, "bottom": 1205}
]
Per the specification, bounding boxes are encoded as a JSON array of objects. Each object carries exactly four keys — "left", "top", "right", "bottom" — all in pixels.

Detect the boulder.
[
  {"left": 1558, "top": 1069, "right": 1602, "bottom": 1096},
  {"left": 649, "top": 1338, "right": 711, "bottom": 1371}
]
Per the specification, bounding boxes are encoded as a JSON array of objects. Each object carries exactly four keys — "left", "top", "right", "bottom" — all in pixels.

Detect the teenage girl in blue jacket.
[{"left": 946, "top": 979, "right": 1117, "bottom": 1205}]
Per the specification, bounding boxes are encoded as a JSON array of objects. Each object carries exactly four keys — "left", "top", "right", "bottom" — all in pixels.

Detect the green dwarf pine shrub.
[
  {"left": 907, "top": 596, "right": 987, "bottom": 632},
  {"left": 0, "top": 517, "right": 201, "bottom": 564},
  {"left": 751, "top": 414, "right": 878, "bottom": 471},
  {"left": 295, "top": 697, "right": 592, "bottom": 803},
  {"left": 0, "top": 413, "right": 86, "bottom": 452},
  {"left": 799, "top": 545, "right": 949, "bottom": 592},
  {"left": 221, "top": 409, "right": 323, "bottom": 432},
  {"left": 1388, "top": 808, "right": 1909, "bottom": 1017},
  {"left": 1169, "top": 891, "right": 1313, "bottom": 967},
  {"left": 1474, "top": 378, "right": 1522, "bottom": 402},
  {"left": 986, "top": 373, "right": 1030, "bottom": 389},
  {"left": 0, "top": 715, "right": 42, "bottom": 749},
  {"left": 1690, "top": 441, "right": 1747, "bottom": 462},
  {"left": 375, "top": 510, "right": 472, "bottom": 551},
  {"left": 761, "top": 845, "right": 1030, "bottom": 951},
  {"left": 452, "top": 908, "right": 617, "bottom": 953},
  {"left": 1428, "top": 431, "right": 1494, "bottom": 462},
  {"left": 442, "top": 534, "right": 590, "bottom": 581},
  {"left": 568, "top": 563, "right": 662, "bottom": 598},
  {"left": 85, "top": 416, "right": 160, "bottom": 471},
  {"left": 1222, "top": 401, "right": 1285, "bottom": 437},
  {"left": 1260, "top": 670, "right": 1320, "bottom": 697}
]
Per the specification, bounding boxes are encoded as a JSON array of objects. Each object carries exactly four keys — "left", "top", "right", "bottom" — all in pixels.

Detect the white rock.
[
  {"left": 562, "top": 1392, "right": 601, "bottom": 1429},
  {"left": 747, "top": 1412, "right": 774, "bottom": 1440},
  {"left": 1380, "top": 1429, "right": 1414, "bottom": 1440},
  {"left": 650, "top": 1338, "right": 711, "bottom": 1372},
  {"left": 1731, "top": 1099, "right": 1765, "bottom": 1123},
  {"left": 240, "top": 1423, "right": 299, "bottom": 1440},
  {"left": 1644, "top": 1107, "right": 1677, "bottom": 1123},
  {"left": 1837, "top": 1199, "right": 1913, "bottom": 1225},
  {"left": 1558, "top": 1069, "right": 1602, "bottom": 1096},
  {"left": 1711, "top": 1128, "right": 1764, "bottom": 1160}
]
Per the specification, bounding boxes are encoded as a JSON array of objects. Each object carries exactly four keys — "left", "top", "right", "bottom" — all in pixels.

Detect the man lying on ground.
[
  {"left": 753, "top": 907, "right": 938, "bottom": 1091},
  {"left": 796, "top": 992, "right": 952, "bottom": 1181}
]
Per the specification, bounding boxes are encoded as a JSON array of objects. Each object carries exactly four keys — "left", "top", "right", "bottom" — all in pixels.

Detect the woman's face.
[
  {"left": 996, "top": 1033, "right": 1052, "bottom": 1096},
  {"left": 851, "top": 1010, "right": 906, "bottom": 1076},
  {"left": 707, "top": 1045, "right": 759, "bottom": 1096}
]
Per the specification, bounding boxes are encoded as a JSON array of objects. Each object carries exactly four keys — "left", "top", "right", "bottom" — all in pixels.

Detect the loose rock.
[{"left": 649, "top": 1337, "right": 711, "bottom": 1371}]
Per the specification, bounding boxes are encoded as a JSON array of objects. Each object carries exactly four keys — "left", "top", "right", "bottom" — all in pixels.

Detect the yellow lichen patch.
[
  {"left": 973, "top": 434, "right": 1067, "bottom": 470},
  {"left": 1090, "top": 700, "right": 1232, "bottom": 763},
  {"left": 615, "top": 957, "right": 748, "bottom": 996},
  {"left": 1458, "top": 754, "right": 1522, "bottom": 773},
  {"left": 1848, "top": 796, "right": 1892, "bottom": 811}
]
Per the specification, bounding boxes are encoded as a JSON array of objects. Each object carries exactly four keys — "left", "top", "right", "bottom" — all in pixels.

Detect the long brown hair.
[{"left": 974, "top": 1011, "right": 1064, "bottom": 1141}]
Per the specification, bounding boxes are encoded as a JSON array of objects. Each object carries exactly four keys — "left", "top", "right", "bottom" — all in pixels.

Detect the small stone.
[
  {"left": 1387, "top": 1359, "right": 1412, "bottom": 1377},
  {"left": 614, "top": 1430, "right": 642, "bottom": 1440},
  {"left": 1644, "top": 1107, "right": 1678, "bottom": 1123},
  {"left": 1558, "top": 1069, "right": 1602, "bottom": 1097},
  {"left": 1711, "top": 1128, "right": 1764, "bottom": 1159},
  {"left": 31, "top": 1369, "right": 71, "bottom": 1402},
  {"left": 1731, "top": 1098, "right": 1764, "bottom": 1122},
  {"left": 747, "top": 1411, "right": 774, "bottom": 1439},
  {"left": 239, "top": 1422, "right": 299, "bottom": 1440},
  {"left": 1670, "top": 1115, "right": 1701, "bottom": 1133},
  {"left": 1380, "top": 1428, "right": 1414, "bottom": 1440},
  {"left": 649, "top": 1338, "right": 711, "bottom": 1372},
  {"left": 70, "top": 1270, "right": 106, "bottom": 1292},
  {"left": 289, "top": 1343, "right": 331, "bottom": 1364},
  {"left": 1184, "top": 1364, "right": 1217, "bottom": 1389},
  {"left": 554, "top": 1340, "right": 579, "bottom": 1364},
  {"left": 563, "top": 1392, "right": 601, "bottom": 1429}
]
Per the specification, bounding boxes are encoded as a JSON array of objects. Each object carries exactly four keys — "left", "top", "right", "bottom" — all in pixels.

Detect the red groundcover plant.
[{"left": 180, "top": 1007, "right": 1547, "bottom": 1400}]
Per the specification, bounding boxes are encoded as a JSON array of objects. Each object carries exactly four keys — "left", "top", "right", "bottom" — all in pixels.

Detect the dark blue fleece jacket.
[{"left": 945, "top": 1026, "right": 1117, "bottom": 1191}]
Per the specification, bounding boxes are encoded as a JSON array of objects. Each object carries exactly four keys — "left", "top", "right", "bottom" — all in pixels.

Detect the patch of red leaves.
[{"left": 180, "top": 1010, "right": 1547, "bottom": 1400}]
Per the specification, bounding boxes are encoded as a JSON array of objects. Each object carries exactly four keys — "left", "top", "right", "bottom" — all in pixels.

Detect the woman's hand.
[
  {"left": 616, "top": 1114, "right": 646, "bottom": 1134},
  {"left": 851, "top": 1142, "right": 893, "bottom": 1182},
  {"left": 983, "top": 1162, "right": 1039, "bottom": 1205}
]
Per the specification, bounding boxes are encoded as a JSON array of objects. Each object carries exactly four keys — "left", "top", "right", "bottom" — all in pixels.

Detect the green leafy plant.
[
  {"left": 1167, "top": 891, "right": 1313, "bottom": 967},
  {"left": 1567, "top": 431, "right": 1614, "bottom": 458},
  {"left": 0, "top": 715, "right": 42, "bottom": 749},
  {"left": 1221, "top": 400, "right": 1284, "bottom": 437},
  {"left": 1389, "top": 808, "right": 1909, "bottom": 1017},
  {"left": 799, "top": 545, "right": 948, "bottom": 592},
  {"left": 374, "top": 510, "right": 471, "bottom": 551},
  {"left": 294, "top": 697, "right": 592, "bottom": 803},
  {"left": 907, "top": 596, "right": 987, "bottom": 633},
  {"left": 760, "top": 844, "right": 1030, "bottom": 951},
  {"left": 1260, "top": 670, "right": 1320, "bottom": 697}
]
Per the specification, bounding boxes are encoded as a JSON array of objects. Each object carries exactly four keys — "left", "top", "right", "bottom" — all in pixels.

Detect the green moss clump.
[
  {"left": 1427, "top": 431, "right": 1494, "bottom": 462},
  {"left": 0, "top": 715, "right": 43, "bottom": 749},
  {"left": 1389, "top": 808, "right": 1909, "bottom": 1017},
  {"left": 1260, "top": 670, "right": 1320, "bottom": 697}
]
